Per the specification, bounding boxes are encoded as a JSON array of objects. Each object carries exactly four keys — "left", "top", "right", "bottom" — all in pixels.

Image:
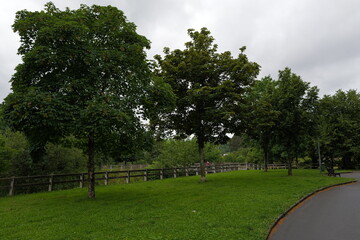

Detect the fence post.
[
  {"left": 144, "top": 169, "right": 148, "bottom": 181},
  {"left": 213, "top": 165, "right": 216, "bottom": 173},
  {"left": 195, "top": 167, "right": 199, "bottom": 176},
  {"left": 79, "top": 174, "right": 84, "bottom": 188},
  {"left": 104, "top": 172, "right": 108, "bottom": 186},
  {"left": 126, "top": 171, "right": 130, "bottom": 184},
  {"left": 173, "top": 168, "right": 177, "bottom": 178},
  {"left": 9, "top": 177, "right": 15, "bottom": 196},
  {"left": 48, "top": 174, "right": 54, "bottom": 192},
  {"left": 160, "top": 169, "right": 164, "bottom": 180},
  {"left": 185, "top": 168, "right": 189, "bottom": 177}
]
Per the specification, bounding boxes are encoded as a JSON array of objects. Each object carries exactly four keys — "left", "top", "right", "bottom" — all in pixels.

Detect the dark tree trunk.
[
  {"left": 310, "top": 149, "right": 318, "bottom": 169},
  {"left": 87, "top": 132, "right": 95, "bottom": 199},
  {"left": 198, "top": 138, "right": 206, "bottom": 182},
  {"left": 341, "top": 153, "right": 353, "bottom": 169},
  {"left": 29, "top": 142, "right": 46, "bottom": 174},
  {"left": 263, "top": 146, "right": 269, "bottom": 172},
  {"left": 330, "top": 155, "right": 334, "bottom": 170},
  {"left": 287, "top": 156, "right": 293, "bottom": 176}
]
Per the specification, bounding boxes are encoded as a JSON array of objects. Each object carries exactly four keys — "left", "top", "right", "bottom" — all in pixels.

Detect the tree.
[
  {"left": 318, "top": 90, "right": 360, "bottom": 169},
  {"left": 151, "top": 139, "right": 221, "bottom": 168},
  {"left": 272, "top": 68, "right": 319, "bottom": 176},
  {"left": 154, "top": 28, "right": 260, "bottom": 181},
  {"left": 245, "top": 77, "right": 279, "bottom": 171},
  {"left": 3, "top": 3, "right": 153, "bottom": 198}
]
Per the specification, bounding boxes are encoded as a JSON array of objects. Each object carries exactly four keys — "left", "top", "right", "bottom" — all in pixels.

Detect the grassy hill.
[{"left": 0, "top": 170, "right": 352, "bottom": 240}]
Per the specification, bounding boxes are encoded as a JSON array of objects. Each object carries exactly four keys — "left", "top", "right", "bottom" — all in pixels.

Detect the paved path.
[{"left": 269, "top": 172, "right": 360, "bottom": 240}]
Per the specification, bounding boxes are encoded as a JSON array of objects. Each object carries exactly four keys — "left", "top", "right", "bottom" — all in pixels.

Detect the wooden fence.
[
  {"left": 0, "top": 163, "right": 287, "bottom": 197},
  {"left": 101, "top": 164, "right": 148, "bottom": 170}
]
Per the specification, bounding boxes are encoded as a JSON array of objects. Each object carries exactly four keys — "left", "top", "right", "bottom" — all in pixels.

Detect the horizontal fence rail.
[
  {"left": 101, "top": 164, "right": 149, "bottom": 170},
  {"left": 0, "top": 163, "right": 287, "bottom": 197}
]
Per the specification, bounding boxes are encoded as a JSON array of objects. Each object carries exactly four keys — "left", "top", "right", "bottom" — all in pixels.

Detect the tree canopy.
[
  {"left": 3, "top": 3, "right": 154, "bottom": 198},
  {"left": 154, "top": 28, "right": 260, "bottom": 181},
  {"left": 270, "top": 68, "right": 319, "bottom": 175},
  {"left": 318, "top": 90, "right": 360, "bottom": 169}
]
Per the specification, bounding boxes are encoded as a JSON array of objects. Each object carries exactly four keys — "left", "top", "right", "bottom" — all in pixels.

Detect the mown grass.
[{"left": 0, "top": 170, "right": 353, "bottom": 240}]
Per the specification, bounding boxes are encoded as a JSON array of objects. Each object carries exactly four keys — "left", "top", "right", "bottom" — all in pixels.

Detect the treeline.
[
  {"left": 1, "top": 3, "right": 359, "bottom": 197},
  {"left": 3, "top": 84, "right": 360, "bottom": 178},
  {"left": 243, "top": 75, "right": 360, "bottom": 172}
]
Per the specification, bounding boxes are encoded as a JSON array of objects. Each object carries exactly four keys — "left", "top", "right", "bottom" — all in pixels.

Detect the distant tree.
[
  {"left": 3, "top": 3, "right": 154, "bottom": 198},
  {"left": 272, "top": 68, "right": 319, "bottom": 176},
  {"left": 152, "top": 139, "right": 222, "bottom": 168},
  {"left": 154, "top": 28, "right": 260, "bottom": 181},
  {"left": 318, "top": 90, "right": 360, "bottom": 169},
  {"left": 0, "top": 129, "right": 31, "bottom": 177},
  {"left": 227, "top": 135, "right": 243, "bottom": 152},
  {"left": 245, "top": 77, "right": 279, "bottom": 171}
]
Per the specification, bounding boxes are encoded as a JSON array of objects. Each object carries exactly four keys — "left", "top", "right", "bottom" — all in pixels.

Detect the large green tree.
[
  {"left": 3, "top": 3, "right": 153, "bottom": 198},
  {"left": 272, "top": 68, "right": 319, "bottom": 175},
  {"left": 154, "top": 28, "right": 260, "bottom": 181}
]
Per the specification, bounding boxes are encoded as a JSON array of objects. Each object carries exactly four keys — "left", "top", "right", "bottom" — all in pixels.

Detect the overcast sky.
[{"left": 1, "top": 0, "right": 360, "bottom": 101}]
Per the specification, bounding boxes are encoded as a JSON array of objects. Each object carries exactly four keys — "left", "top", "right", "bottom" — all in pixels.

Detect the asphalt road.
[{"left": 269, "top": 172, "right": 360, "bottom": 240}]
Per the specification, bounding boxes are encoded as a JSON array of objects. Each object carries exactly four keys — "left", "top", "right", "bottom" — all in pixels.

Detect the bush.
[
  {"left": 0, "top": 129, "right": 31, "bottom": 177},
  {"left": 150, "top": 139, "right": 222, "bottom": 168}
]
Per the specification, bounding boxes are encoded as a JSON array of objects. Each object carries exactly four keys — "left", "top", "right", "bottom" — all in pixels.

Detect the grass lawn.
[{"left": 0, "top": 170, "right": 354, "bottom": 240}]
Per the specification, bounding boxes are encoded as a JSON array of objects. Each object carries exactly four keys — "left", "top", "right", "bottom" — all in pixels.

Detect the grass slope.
[{"left": 0, "top": 170, "right": 353, "bottom": 240}]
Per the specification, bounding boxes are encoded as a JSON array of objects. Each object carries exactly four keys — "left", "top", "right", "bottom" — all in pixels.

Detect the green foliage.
[
  {"left": 4, "top": 2, "right": 153, "bottom": 158},
  {"left": 154, "top": 28, "right": 260, "bottom": 179},
  {"left": 241, "top": 68, "right": 319, "bottom": 172},
  {"left": 151, "top": 139, "right": 222, "bottom": 168},
  {"left": 221, "top": 135, "right": 263, "bottom": 163},
  {"left": 3, "top": 3, "right": 158, "bottom": 196},
  {"left": 268, "top": 68, "right": 318, "bottom": 174},
  {"left": 155, "top": 28, "right": 260, "bottom": 144},
  {"left": 244, "top": 77, "right": 280, "bottom": 168},
  {"left": 0, "top": 129, "right": 89, "bottom": 177},
  {"left": 273, "top": 68, "right": 319, "bottom": 155},
  {"left": 0, "top": 129, "right": 31, "bottom": 177},
  {"left": 143, "top": 76, "right": 176, "bottom": 138},
  {"left": 318, "top": 90, "right": 360, "bottom": 169},
  {"left": 0, "top": 170, "right": 352, "bottom": 240},
  {"left": 42, "top": 143, "right": 87, "bottom": 174},
  {"left": 0, "top": 135, "right": 11, "bottom": 175}
]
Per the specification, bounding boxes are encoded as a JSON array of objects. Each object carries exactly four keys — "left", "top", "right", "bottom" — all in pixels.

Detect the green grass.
[{"left": 0, "top": 170, "right": 354, "bottom": 240}]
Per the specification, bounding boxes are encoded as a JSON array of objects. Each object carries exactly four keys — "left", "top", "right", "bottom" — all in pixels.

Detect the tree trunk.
[
  {"left": 287, "top": 156, "right": 293, "bottom": 176},
  {"left": 330, "top": 155, "right": 334, "bottom": 170},
  {"left": 87, "top": 132, "right": 95, "bottom": 199},
  {"left": 263, "top": 147, "right": 269, "bottom": 172},
  {"left": 198, "top": 139, "right": 206, "bottom": 182},
  {"left": 341, "top": 153, "right": 353, "bottom": 169}
]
